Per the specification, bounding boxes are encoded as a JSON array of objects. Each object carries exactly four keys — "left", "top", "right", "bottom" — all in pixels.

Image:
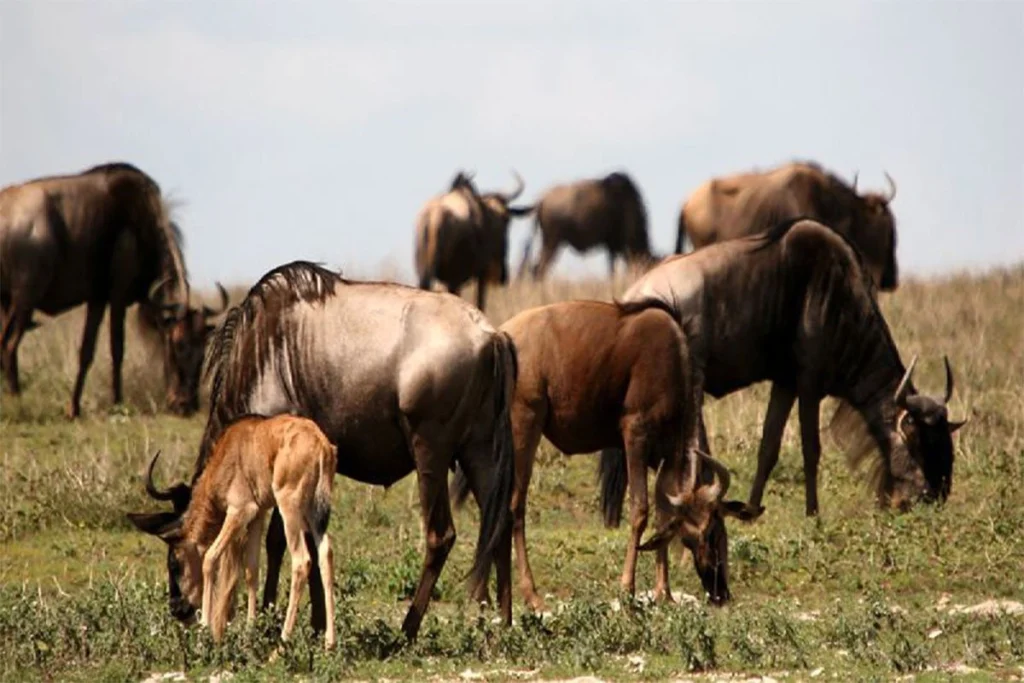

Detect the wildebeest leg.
[
  {"left": 798, "top": 395, "right": 823, "bottom": 517},
  {"left": 509, "top": 400, "right": 547, "bottom": 611},
  {"left": 68, "top": 300, "right": 106, "bottom": 418},
  {"left": 262, "top": 508, "right": 284, "bottom": 610},
  {"left": 245, "top": 513, "right": 266, "bottom": 622},
  {"left": 619, "top": 423, "right": 651, "bottom": 597},
  {"left": 401, "top": 433, "right": 457, "bottom": 641},
  {"left": 747, "top": 384, "right": 797, "bottom": 510},
  {"left": 1, "top": 305, "right": 32, "bottom": 395},
  {"left": 534, "top": 240, "right": 561, "bottom": 280},
  {"left": 278, "top": 499, "right": 313, "bottom": 644},
  {"left": 108, "top": 300, "right": 127, "bottom": 405},
  {"left": 651, "top": 485, "right": 674, "bottom": 603}
]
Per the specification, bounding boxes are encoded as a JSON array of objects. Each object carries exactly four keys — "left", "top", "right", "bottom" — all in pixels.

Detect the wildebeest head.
[
  {"left": 850, "top": 172, "right": 899, "bottom": 291},
  {"left": 153, "top": 282, "right": 230, "bottom": 416},
  {"left": 887, "top": 355, "right": 967, "bottom": 507},
  {"left": 480, "top": 171, "right": 534, "bottom": 285},
  {"left": 641, "top": 453, "right": 764, "bottom": 605},
  {"left": 126, "top": 451, "right": 200, "bottom": 623}
]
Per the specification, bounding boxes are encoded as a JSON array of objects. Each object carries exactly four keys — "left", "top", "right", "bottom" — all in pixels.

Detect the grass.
[{"left": 2, "top": 265, "right": 1023, "bottom": 682}]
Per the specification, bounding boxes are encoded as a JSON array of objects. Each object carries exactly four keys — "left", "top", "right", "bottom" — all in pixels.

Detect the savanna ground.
[{"left": 2, "top": 265, "right": 1023, "bottom": 682}]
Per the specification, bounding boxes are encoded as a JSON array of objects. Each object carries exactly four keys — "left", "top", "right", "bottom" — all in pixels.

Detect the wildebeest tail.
[
  {"left": 598, "top": 447, "right": 628, "bottom": 528},
  {"left": 311, "top": 443, "right": 337, "bottom": 537},
  {"left": 468, "top": 331, "right": 518, "bottom": 592}
]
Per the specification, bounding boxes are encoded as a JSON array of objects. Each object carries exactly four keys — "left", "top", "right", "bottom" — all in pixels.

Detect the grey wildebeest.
[
  {"left": 616, "top": 217, "right": 966, "bottom": 518},
  {"left": 134, "top": 260, "right": 517, "bottom": 642},
  {"left": 0, "top": 162, "right": 227, "bottom": 417},
  {"left": 453, "top": 299, "right": 762, "bottom": 611},
  {"left": 415, "top": 171, "right": 533, "bottom": 311},
  {"left": 518, "top": 171, "right": 656, "bottom": 280},
  {"left": 675, "top": 161, "right": 899, "bottom": 291},
  {"left": 129, "top": 415, "right": 338, "bottom": 649}
]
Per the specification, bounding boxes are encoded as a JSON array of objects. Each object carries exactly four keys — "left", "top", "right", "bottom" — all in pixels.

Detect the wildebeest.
[
  {"left": 453, "top": 299, "right": 761, "bottom": 610},
  {"left": 518, "top": 171, "right": 656, "bottom": 280},
  {"left": 133, "top": 260, "right": 517, "bottom": 642},
  {"left": 675, "top": 161, "right": 899, "bottom": 291},
  {"left": 415, "top": 171, "right": 533, "bottom": 311},
  {"left": 129, "top": 415, "right": 338, "bottom": 648},
  {"left": 0, "top": 162, "right": 227, "bottom": 417},
  {"left": 621, "top": 217, "right": 966, "bottom": 517}
]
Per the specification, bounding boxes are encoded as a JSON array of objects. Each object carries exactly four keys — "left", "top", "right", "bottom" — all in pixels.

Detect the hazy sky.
[{"left": 2, "top": 1, "right": 1022, "bottom": 288}]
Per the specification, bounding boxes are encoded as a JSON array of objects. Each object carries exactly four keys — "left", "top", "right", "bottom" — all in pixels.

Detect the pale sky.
[{"left": 2, "top": 1, "right": 1022, "bottom": 289}]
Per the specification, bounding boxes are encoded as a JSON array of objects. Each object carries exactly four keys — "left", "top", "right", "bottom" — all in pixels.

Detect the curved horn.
[
  {"left": 144, "top": 451, "right": 176, "bottom": 502},
  {"left": 883, "top": 171, "right": 897, "bottom": 203},
  {"left": 203, "top": 282, "right": 230, "bottom": 318},
  {"left": 502, "top": 170, "right": 525, "bottom": 203},
  {"left": 148, "top": 276, "right": 171, "bottom": 304},
  {"left": 893, "top": 354, "right": 918, "bottom": 407},
  {"left": 943, "top": 355, "right": 954, "bottom": 404},
  {"left": 896, "top": 410, "right": 910, "bottom": 442},
  {"left": 698, "top": 450, "right": 732, "bottom": 499}
]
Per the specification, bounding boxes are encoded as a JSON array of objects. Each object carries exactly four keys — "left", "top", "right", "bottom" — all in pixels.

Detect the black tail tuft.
[
  {"left": 598, "top": 447, "right": 628, "bottom": 528},
  {"left": 675, "top": 209, "right": 688, "bottom": 254},
  {"left": 468, "top": 332, "right": 518, "bottom": 593},
  {"left": 312, "top": 485, "right": 332, "bottom": 537}
]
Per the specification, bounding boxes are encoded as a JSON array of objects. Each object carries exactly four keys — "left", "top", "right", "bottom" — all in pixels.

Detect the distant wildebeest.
[
  {"left": 453, "top": 299, "right": 761, "bottom": 611},
  {"left": 0, "top": 162, "right": 227, "bottom": 417},
  {"left": 621, "top": 217, "right": 967, "bottom": 517},
  {"left": 129, "top": 414, "right": 338, "bottom": 648},
  {"left": 519, "top": 171, "right": 656, "bottom": 280},
  {"left": 133, "top": 260, "right": 517, "bottom": 642},
  {"left": 415, "top": 170, "right": 533, "bottom": 311},
  {"left": 675, "top": 161, "right": 899, "bottom": 291}
]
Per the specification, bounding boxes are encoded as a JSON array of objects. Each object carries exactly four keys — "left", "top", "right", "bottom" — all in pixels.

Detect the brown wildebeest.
[
  {"left": 620, "top": 217, "right": 967, "bottom": 517},
  {"left": 136, "top": 260, "right": 517, "bottom": 642},
  {"left": 415, "top": 170, "right": 533, "bottom": 311},
  {"left": 0, "top": 162, "right": 228, "bottom": 417},
  {"left": 453, "top": 299, "right": 762, "bottom": 611},
  {"left": 519, "top": 171, "right": 656, "bottom": 280},
  {"left": 675, "top": 161, "right": 899, "bottom": 291},
  {"left": 129, "top": 415, "right": 338, "bottom": 648}
]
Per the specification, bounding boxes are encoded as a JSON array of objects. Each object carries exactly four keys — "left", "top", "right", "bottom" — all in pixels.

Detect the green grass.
[{"left": 2, "top": 266, "right": 1023, "bottom": 681}]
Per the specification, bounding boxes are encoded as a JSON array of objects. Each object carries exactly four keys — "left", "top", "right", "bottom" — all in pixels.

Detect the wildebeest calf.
[{"left": 128, "top": 414, "right": 338, "bottom": 649}]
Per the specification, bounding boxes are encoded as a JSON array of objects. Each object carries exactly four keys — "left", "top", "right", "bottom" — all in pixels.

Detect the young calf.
[{"left": 128, "top": 414, "right": 338, "bottom": 648}]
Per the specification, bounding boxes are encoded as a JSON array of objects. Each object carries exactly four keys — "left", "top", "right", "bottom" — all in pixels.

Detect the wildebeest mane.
[
  {"left": 602, "top": 171, "right": 649, "bottom": 252},
  {"left": 752, "top": 215, "right": 874, "bottom": 292},
  {"left": 198, "top": 261, "right": 342, "bottom": 478}
]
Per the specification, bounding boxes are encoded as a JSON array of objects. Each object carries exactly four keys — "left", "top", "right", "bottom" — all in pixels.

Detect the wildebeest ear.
[
  {"left": 948, "top": 417, "right": 969, "bottom": 434},
  {"left": 721, "top": 500, "right": 764, "bottom": 522},
  {"left": 126, "top": 512, "right": 183, "bottom": 542}
]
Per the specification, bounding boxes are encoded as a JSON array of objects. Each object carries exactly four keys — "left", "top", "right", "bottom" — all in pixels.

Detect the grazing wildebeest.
[
  {"left": 621, "top": 217, "right": 966, "bottom": 517},
  {"left": 519, "top": 171, "right": 656, "bottom": 280},
  {"left": 134, "top": 260, "right": 517, "bottom": 642},
  {"left": 0, "top": 162, "right": 227, "bottom": 417},
  {"left": 453, "top": 299, "right": 762, "bottom": 611},
  {"left": 675, "top": 161, "right": 899, "bottom": 291},
  {"left": 129, "top": 415, "right": 338, "bottom": 648},
  {"left": 415, "top": 170, "right": 532, "bottom": 311}
]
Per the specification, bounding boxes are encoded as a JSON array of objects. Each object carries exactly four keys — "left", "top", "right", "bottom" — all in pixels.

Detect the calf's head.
[
  {"left": 126, "top": 451, "right": 200, "bottom": 623},
  {"left": 641, "top": 452, "right": 764, "bottom": 605}
]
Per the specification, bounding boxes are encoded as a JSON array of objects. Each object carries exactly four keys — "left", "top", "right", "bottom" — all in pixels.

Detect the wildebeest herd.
[{"left": 0, "top": 160, "right": 967, "bottom": 650}]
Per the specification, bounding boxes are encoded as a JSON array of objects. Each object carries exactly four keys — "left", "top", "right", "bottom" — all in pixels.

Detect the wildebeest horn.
[
  {"left": 884, "top": 171, "right": 897, "bottom": 203},
  {"left": 942, "top": 355, "right": 954, "bottom": 404},
  {"left": 698, "top": 450, "right": 731, "bottom": 499},
  {"left": 203, "top": 282, "right": 230, "bottom": 318},
  {"left": 851, "top": 171, "right": 859, "bottom": 193},
  {"left": 148, "top": 276, "right": 171, "bottom": 303},
  {"left": 502, "top": 170, "right": 525, "bottom": 203},
  {"left": 144, "top": 451, "right": 175, "bottom": 501},
  {"left": 894, "top": 354, "right": 918, "bottom": 407}
]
